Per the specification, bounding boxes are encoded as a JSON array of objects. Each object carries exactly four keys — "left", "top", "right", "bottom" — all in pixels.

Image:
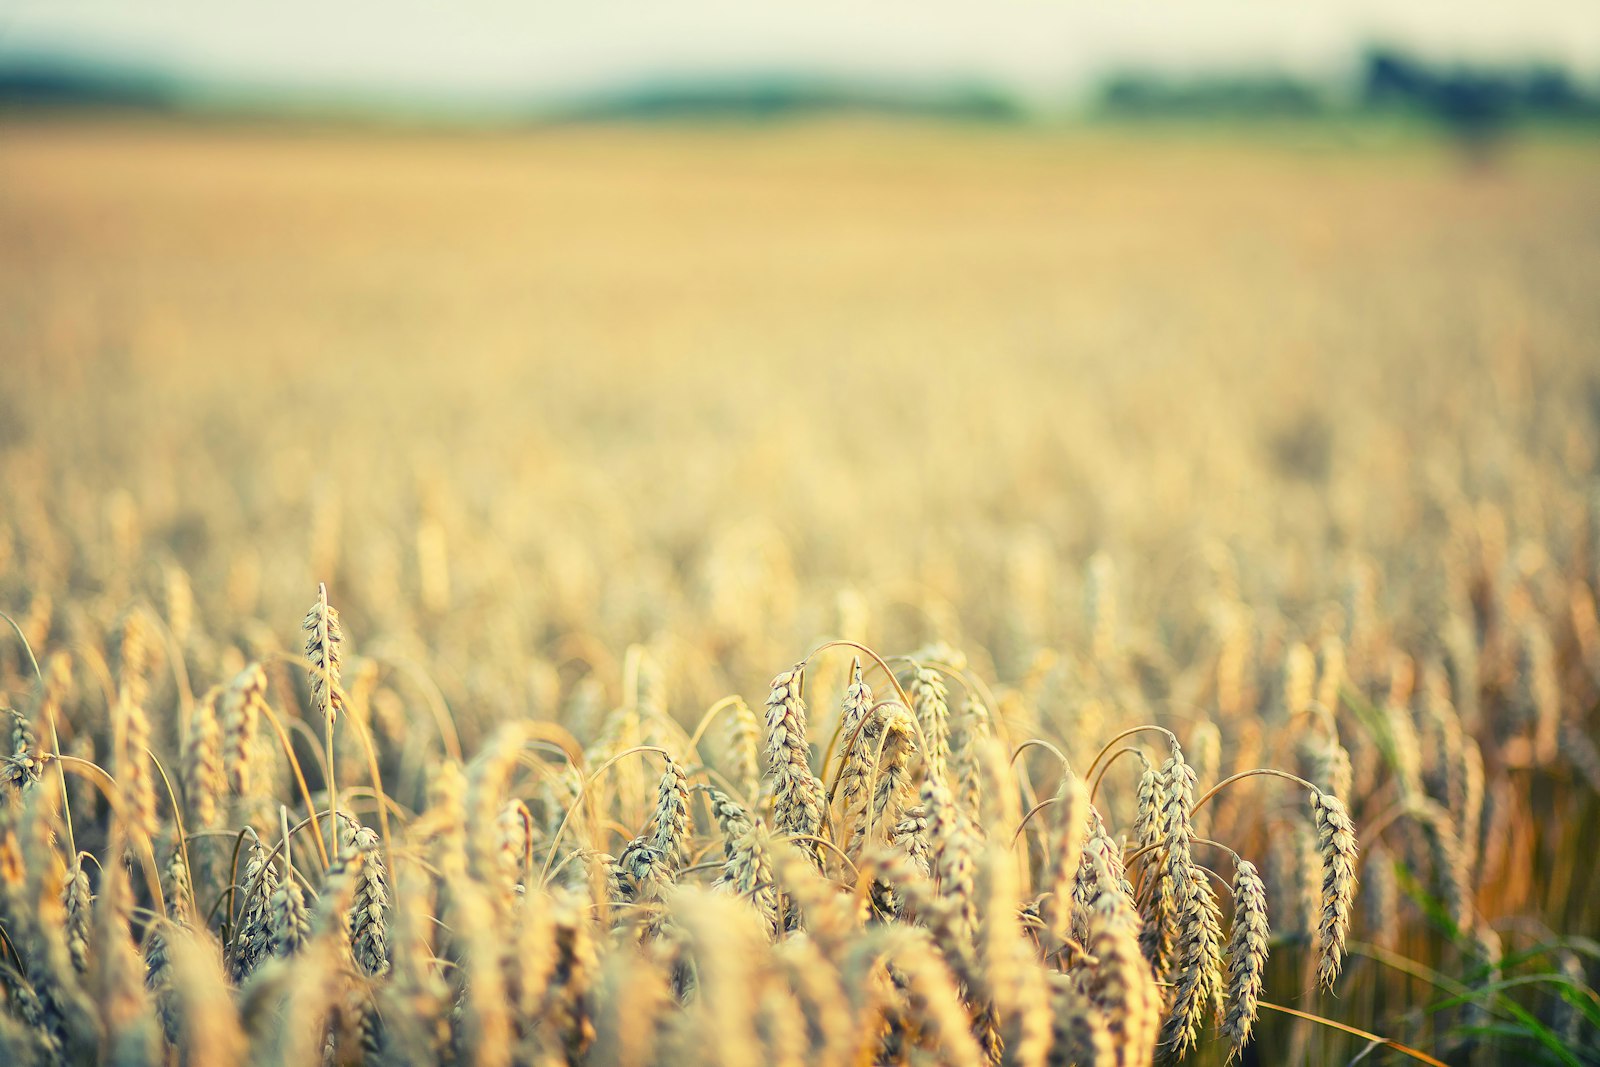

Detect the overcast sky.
[{"left": 3, "top": 1, "right": 1597, "bottom": 105}]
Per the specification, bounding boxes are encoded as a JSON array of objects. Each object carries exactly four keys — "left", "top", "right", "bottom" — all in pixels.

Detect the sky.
[{"left": 2, "top": 1, "right": 1598, "bottom": 107}]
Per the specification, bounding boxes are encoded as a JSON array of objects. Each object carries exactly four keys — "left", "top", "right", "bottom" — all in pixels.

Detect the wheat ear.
[
  {"left": 1309, "top": 789, "right": 1358, "bottom": 990},
  {"left": 1221, "top": 859, "right": 1269, "bottom": 1060}
]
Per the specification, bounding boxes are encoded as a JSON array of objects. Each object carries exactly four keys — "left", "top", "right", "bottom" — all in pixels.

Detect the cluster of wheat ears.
[
  {"left": 1, "top": 544, "right": 1590, "bottom": 1067},
  {"left": 0, "top": 569, "right": 1363, "bottom": 1067}
]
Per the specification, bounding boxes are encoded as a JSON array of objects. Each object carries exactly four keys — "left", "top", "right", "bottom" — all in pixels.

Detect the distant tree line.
[
  {"left": 545, "top": 77, "right": 1024, "bottom": 123},
  {"left": 1097, "top": 73, "right": 1326, "bottom": 118},
  {"left": 1361, "top": 47, "right": 1597, "bottom": 134},
  {"left": 1096, "top": 45, "right": 1600, "bottom": 132},
  {"left": 2, "top": 43, "right": 1596, "bottom": 130}
]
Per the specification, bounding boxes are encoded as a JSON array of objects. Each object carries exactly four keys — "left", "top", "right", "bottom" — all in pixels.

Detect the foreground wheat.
[{"left": 0, "top": 589, "right": 1382, "bottom": 1067}]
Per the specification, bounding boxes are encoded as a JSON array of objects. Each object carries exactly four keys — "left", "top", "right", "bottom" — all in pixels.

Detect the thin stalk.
[
  {"left": 1257, "top": 1002, "right": 1449, "bottom": 1067},
  {"left": 538, "top": 745, "right": 670, "bottom": 885},
  {"left": 686, "top": 695, "right": 746, "bottom": 756},
  {"left": 1081, "top": 725, "right": 1179, "bottom": 792},
  {"left": 0, "top": 609, "right": 76, "bottom": 861},
  {"left": 256, "top": 703, "right": 331, "bottom": 870},
  {"left": 1089, "top": 746, "right": 1151, "bottom": 805},
  {"left": 1191, "top": 768, "right": 1317, "bottom": 817}
]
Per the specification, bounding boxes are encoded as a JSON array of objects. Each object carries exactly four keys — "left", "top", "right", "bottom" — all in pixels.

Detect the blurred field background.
[
  {"left": 5, "top": 117, "right": 1599, "bottom": 667},
  {"left": 4, "top": 6, "right": 1600, "bottom": 1065}
]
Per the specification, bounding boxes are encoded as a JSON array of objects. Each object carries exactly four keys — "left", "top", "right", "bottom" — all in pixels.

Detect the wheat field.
[{"left": 0, "top": 118, "right": 1598, "bottom": 1066}]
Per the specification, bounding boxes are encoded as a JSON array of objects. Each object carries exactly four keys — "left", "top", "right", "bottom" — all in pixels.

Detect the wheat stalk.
[
  {"left": 719, "top": 696, "right": 763, "bottom": 804},
  {"left": 764, "top": 666, "right": 826, "bottom": 867},
  {"left": 1044, "top": 769, "right": 1089, "bottom": 950},
  {"left": 1221, "top": 858, "right": 1269, "bottom": 1061},
  {"left": 1084, "top": 875, "right": 1160, "bottom": 1067},
  {"left": 338, "top": 814, "right": 390, "bottom": 978},
  {"left": 908, "top": 665, "right": 952, "bottom": 787},
  {"left": 1309, "top": 789, "right": 1358, "bottom": 990},
  {"left": 1048, "top": 972, "right": 1115, "bottom": 1067},
  {"left": 221, "top": 664, "right": 267, "bottom": 797},
  {"left": 1160, "top": 862, "right": 1224, "bottom": 1059}
]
